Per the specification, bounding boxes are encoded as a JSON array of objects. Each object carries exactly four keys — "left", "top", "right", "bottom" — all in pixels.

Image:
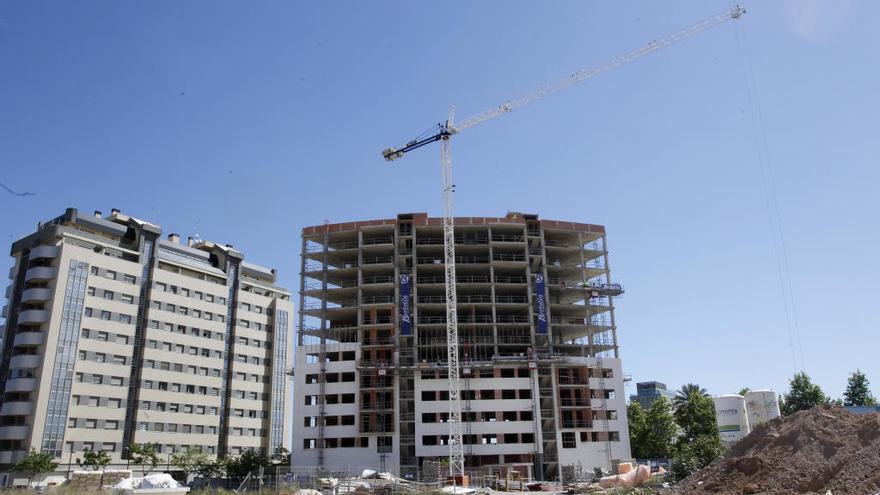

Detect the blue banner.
[
  {"left": 534, "top": 273, "right": 548, "bottom": 334},
  {"left": 399, "top": 273, "right": 412, "bottom": 335}
]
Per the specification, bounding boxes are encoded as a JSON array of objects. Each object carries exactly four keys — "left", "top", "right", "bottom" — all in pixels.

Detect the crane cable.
[{"left": 733, "top": 15, "right": 806, "bottom": 373}]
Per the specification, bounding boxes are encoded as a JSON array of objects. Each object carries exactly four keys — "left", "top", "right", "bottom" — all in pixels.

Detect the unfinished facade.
[
  {"left": 0, "top": 208, "right": 292, "bottom": 482},
  {"left": 292, "top": 212, "right": 630, "bottom": 481}
]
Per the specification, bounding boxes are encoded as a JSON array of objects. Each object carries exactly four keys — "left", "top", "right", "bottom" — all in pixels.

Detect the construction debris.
[
  {"left": 113, "top": 473, "right": 189, "bottom": 494},
  {"left": 597, "top": 464, "right": 652, "bottom": 489},
  {"left": 675, "top": 406, "right": 880, "bottom": 494}
]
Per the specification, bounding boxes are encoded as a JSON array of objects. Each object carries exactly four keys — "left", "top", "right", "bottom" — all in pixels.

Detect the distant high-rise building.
[
  {"left": 629, "top": 382, "right": 674, "bottom": 410},
  {"left": 0, "top": 208, "right": 292, "bottom": 482},
  {"left": 292, "top": 211, "right": 630, "bottom": 481}
]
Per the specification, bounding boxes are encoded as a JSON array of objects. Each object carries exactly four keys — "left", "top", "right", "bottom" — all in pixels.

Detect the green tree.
[
  {"left": 171, "top": 446, "right": 210, "bottom": 482},
  {"left": 77, "top": 448, "right": 111, "bottom": 471},
  {"left": 644, "top": 397, "right": 678, "bottom": 459},
  {"left": 224, "top": 449, "right": 270, "bottom": 479},
  {"left": 674, "top": 393, "right": 719, "bottom": 441},
  {"left": 738, "top": 388, "right": 750, "bottom": 396},
  {"left": 129, "top": 443, "right": 161, "bottom": 476},
  {"left": 271, "top": 446, "right": 291, "bottom": 466},
  {"left": 673, "top": 383, "right": 708, "bottom": 409},
  {"left": 196, "top": 457, "right": 227, "bottom": 478},
  {"left": 627, "top": 401, "right": 650, "bottom": 459},
  {"left": 671, "top": 435, "right": 724, "bottom": 481},
  {"left": 844, "top": 369, "right": 877, "bottom": 406},
  {"left": 781, "top": 372, "right": 828, "bottom": 415},
  {"left": 12, "top": 450, "right": 58, "bottom": 485},
  {"left": 671, "top": 393, "right": 723, "bottom": 480}
]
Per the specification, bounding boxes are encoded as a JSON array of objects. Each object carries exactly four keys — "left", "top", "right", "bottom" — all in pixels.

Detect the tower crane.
[{"left": 381, "top": 5, "right": 745, "bottom": 481}]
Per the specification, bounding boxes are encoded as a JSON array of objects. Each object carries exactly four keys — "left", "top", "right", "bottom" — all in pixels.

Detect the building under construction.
[{"left": 292, "top": 212, "right": 630, "bottom": 482}]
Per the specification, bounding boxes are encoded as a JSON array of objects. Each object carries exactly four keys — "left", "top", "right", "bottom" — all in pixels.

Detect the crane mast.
[
  {"left": 440, "top": 108, "right": 465, "bottom": 479},
  {"left": 381, "top": 5, "right": 745, "bottom": 482}
]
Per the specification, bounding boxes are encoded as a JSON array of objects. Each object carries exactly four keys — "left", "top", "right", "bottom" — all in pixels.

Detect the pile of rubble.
[{"left": 675, "top": 406, "right": 880, "bottom": 494}]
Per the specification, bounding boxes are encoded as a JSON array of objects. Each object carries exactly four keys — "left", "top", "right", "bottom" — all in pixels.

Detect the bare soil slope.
[{"left": 675, "top": 406, "right": 880, "bottom": 494}]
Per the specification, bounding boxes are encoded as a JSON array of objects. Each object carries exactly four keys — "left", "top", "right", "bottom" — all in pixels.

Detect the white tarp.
[{"left": 141, "top": 474, "right": 182, "bottom": 489}]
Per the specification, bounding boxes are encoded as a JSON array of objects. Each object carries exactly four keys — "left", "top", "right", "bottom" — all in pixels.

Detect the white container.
[
  {"left": 745, "top": 389, "right": 781, "bottom": 427},
  {"left": 714, "top": 394, "right": 750, "bottom": 444}
]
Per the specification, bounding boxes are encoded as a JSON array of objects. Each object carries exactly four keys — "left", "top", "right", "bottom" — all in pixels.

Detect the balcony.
[
  {"left": 10, "top": 354, "right": 41, "bottom": 369},
  {"left": 21, "top": 288, "right": 52, "bottom": 303},
  {"left": 0, "top": 450, "right": 27, "bottom": 465},
  {"left": 0, "top": 401, "right": 33, "bottom": 416},
  {"left": 417, "top": 295, "right": 445, "bottom": 304},
  {"left": 458, "top": 295, "right": 491, "bottom": 304},
  {"left": 362, "top": 236, "right": 394, "bottom": 246},
  {"left": 0, "top": 425, "right": 30, "bottom": 441},
  {"left": 13, "top": 332, "right": 44, "bottom": 347},
  {"left": 362, "top": 295, "right": 394, "bottom": 305},
  {"left": 362, "top": 276, "right": 394, "bottom": 285},
  {"left": 29, "top": 245, "right": 59, "bottom": 260},
  {"left": 492, "top": 253, "right": 526, "bottom": 262},
  {"left": 25, "top": 266, "right": 55, "bottom": 282},
  {"left": 5, "top": 378, "right": 37, "bottom": 393},
  {"left": 363, "top": 316, "right": 393, "bottom": 325},
  {"left": 360, "top": 401, "right": 395, "bottom": 411},
  {"left": 362, "top": 256, "right": 394, "bottom": 265},
  {"left": 491, "top": 234, "right": 525, "bottom": 243},
  {"left": 17, "top": 309, "right": 49, "bottom": 326}
]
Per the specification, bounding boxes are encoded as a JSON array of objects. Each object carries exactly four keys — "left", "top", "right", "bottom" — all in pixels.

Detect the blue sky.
[{"left": 1, "top": 1, "right": 877, "bottom": 401}]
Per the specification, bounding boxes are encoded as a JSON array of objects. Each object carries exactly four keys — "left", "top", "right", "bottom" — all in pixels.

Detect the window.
[
  {"left": 94, "top": 353, "right": 106, "bottom": 363},
  {"left": 119, "top": 314, "right": 131, "bottom": 324},
  {"left": 108, "top": 398, "right": 122, "bottom": 408},
  {"left": 103, "top": 443, "right": 116, "bottom": 452},
  {"left": 100, "top": 310, "right": 112, "bottom": 320},
  {"left": 105, "top": 420, "right": 119, "bottom": 430},
  {"left": 103, "top": 290, "right": 115, "bottom": 300},
  {"left": 124, "top": 274, "right": 136, "bottom": 284},
  {"left": 105, "top": 270, "right": 117, "bottom": 280},
  {"left": 112, "top": 355, "right": 126, "bottom": 365},
  {"left": 87, "top": 287, "right": 96, "bottom": 296},
  {"left": 121, "top": 294, "right": 134, "bottom": 304},
  {"left": 562, "top": 432, "right": 577, "bottom": 449},
  {"left": 97, "top": 331, "right": 109, "bottom": 341}
]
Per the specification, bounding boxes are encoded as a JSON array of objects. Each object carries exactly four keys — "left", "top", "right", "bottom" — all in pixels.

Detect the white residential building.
[{"left": 0, "top": 208, "right": 292, "bottom": 483}]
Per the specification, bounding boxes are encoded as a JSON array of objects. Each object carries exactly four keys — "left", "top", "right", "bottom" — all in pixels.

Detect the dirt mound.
[{"left": 674, "top": 406, "right": 880, "bottom": 495}]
